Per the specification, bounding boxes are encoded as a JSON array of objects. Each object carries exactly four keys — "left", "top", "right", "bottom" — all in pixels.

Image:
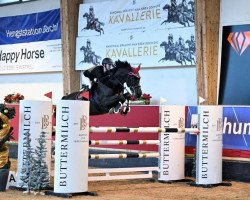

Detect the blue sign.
[
  {"left": 0, "top": 9, "right": 60, "bottom": 45},
  {"left": 223, "top": 106, "right": 250, "bottom": 150},
  {"left": 185, "top": 106, "right": 250, "bottom": 151}
]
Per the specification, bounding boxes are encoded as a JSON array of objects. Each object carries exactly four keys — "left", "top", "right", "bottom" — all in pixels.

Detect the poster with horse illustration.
[
  {"left": 76, "top": 27, "right": 195, "bottom": 70},
  {"left": 78, "top": 0, "right": 195, "bottom": 37},
  {"left": 77, "top": 0, "right": 195, "bottom": 69}
]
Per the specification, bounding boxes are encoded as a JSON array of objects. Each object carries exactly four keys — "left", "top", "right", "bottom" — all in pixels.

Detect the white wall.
[
  {"left": 82, "top": 65, "right": 197, "bottom": 105},
  {"left": 218, "top": 0, "right": 250, "bottom": 102},
  {"left": 220, "top": 0, "right": 250, "bottom": 25},
  {"left": 140, "top": 67, "right": 197, "bottom": 105},
  {"left": 0, "top": 0, "right": 63, "bottom": 103}
]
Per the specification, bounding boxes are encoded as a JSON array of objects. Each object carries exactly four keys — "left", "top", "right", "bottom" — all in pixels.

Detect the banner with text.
[
  {"left": 76, "top": 27, "right": 195, "bottom": 70},
  {"left": 0, "top": 9, "right": 60, "bottom": 45},
  {"left": 78, "top": 0, "right": 195, "bottom": 37},
  {"left": 77, "top": 0, "right": 195, "bottom": 69},
  {"left": 0, "top": 39, "right": 62, "bottom": 74},
  {"left": 186, "top": 106, "right": 250, "bottom": 151},
  {"left": 0, "top": 9, "right": 62, "bottom": 74}
]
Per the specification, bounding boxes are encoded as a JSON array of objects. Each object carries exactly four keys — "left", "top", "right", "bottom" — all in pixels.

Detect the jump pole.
[{"left": 89, "top": 127, "right": 198, "bottom": 133}]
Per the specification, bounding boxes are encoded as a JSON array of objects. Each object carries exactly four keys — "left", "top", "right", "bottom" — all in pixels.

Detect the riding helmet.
[{"left": 102, "top": 57, "right": 113, "bottom": 65}]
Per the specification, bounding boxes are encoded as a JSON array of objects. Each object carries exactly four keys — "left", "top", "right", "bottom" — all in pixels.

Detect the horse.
[
  {"left": 185, "top": 39, "right": 196, "bottom": 53},
  {"left": 161, "top": 4, "right": 191, "bottom": 27},
  {"left": 89, "top": 51, "right": 102, "bottom": 65},
  {"left": 79, "top": 46, "right": 101, "bottom": 65},
  {"left": 62, "top": 60, "right": 142, "bottom": 116},
  {"left": 158, "top": 41, "right": 176, "bottom": 62},
  {"left": 82, "top": 13, "right": 104, "bottom": 35},
  {"left": 182, "top": 48, "right": 196, "bottom": 65}
]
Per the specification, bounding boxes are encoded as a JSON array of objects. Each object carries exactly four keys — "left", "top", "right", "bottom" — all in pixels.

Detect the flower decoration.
[
  {"left": 4, "top": 93, "right": 24, "bottom": 104},
  {"left": 141, "top": 93, "right": 152, "bottom": 101},
  {"left": 130, "top": 93, "right": 152, "bottom": 105}
]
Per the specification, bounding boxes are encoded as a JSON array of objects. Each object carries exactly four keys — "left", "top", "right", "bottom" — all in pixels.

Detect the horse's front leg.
[{"left": 120, "top": 99, "right": 130, "bottom": 116}]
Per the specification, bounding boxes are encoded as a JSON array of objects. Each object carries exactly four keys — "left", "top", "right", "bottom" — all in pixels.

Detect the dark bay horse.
[{"left": 62, "top": 60, "right": 142, "bottom": 115}]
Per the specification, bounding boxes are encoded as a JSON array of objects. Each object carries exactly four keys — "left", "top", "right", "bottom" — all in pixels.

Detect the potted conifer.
[{"left": 0, "top": 104, "right": 15, "bottom": 191}]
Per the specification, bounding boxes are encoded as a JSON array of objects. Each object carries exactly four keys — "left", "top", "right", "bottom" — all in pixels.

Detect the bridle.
[{"left": 126, "top": 72, "right": 141, "bottom": 93}]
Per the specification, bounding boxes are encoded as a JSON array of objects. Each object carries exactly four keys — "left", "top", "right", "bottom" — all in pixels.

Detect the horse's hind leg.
[{"left": 105, "top": 94, "right": 126, "bottom": 114}]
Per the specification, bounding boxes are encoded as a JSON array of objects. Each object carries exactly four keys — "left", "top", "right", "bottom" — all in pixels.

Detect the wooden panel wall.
[
  {"left": 60, "top": 0, "right": 83, "bottom": 95},
  {"left": 195, "top": 0, "right": 220, "bottom": 105}
]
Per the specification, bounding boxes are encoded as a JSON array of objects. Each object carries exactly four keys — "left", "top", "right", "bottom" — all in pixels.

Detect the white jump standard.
[{"left": 51, "top": 101, "right": 223, "bottom": 197}]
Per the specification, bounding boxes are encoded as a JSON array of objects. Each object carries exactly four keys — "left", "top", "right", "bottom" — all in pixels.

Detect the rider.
[
  {"left": 83, "top": 58, "right": 129, "bottom": 113},
  {"left": 169, "top": 0, "right": 177, "bottom": 21},
  {"left": 83, "top": 57, "right": 114, "bottom": 85},
  {"left": 189, "top": 34, "right": 195, "bottom": 53},
  {"left": 180, "top": 0, "right": 189, "bottom": 22},
  {"left": 176, "top": 36, "right": 186, "bottom": 59},
  {"left": 88, "top": 6, "right": 95, "bottom": 28},
  {"left": 181, "top": 0, "right": 189, "bottom": 12},
  {"left": 177, "top": 36, "right": 185, "bottom": 51},
  {"left": 167, "top": 34, "right": 175, "bottom": 61},
  {"left": 84, "top": 39, "right": 93, "bottom": 63}
]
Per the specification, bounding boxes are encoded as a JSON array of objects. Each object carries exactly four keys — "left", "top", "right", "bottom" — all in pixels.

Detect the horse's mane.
[
  {"left": 113, "top": 60, "right": 131, "bottom": 75},
  {"left": 114, "top": 60, "right": 131, "bottom": 70}
]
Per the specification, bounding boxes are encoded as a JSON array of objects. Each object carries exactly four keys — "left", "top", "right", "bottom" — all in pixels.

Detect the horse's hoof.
[
  {"left": 120, "top": 106, "right": 129, "bottom": 116},
  {"left": 120, "top": 111, "right": 128, "bottom": 116},
  {"left": 108, "top": 107, "right": 115, "bottom": 114},
  {"left": 127, "top": 107, "right": 131, "bottom": 112}
]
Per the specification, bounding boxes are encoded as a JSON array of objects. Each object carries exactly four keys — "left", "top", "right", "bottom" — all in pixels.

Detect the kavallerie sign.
[{"left": 76, "top": 0, "right": 196, "bottom": 69}]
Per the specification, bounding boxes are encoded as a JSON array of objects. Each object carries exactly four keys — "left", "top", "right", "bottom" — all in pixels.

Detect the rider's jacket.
[{"left": 84, "top": 65, "right": 123, "bottom": 92}]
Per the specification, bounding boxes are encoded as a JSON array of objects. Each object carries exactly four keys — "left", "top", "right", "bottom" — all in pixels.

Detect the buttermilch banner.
[
  {"left": 0, "top": 9, "right": 62, "bottom": 74},
  {"left": 75, "top": 27, "right": 195, "bottom": 70}
]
